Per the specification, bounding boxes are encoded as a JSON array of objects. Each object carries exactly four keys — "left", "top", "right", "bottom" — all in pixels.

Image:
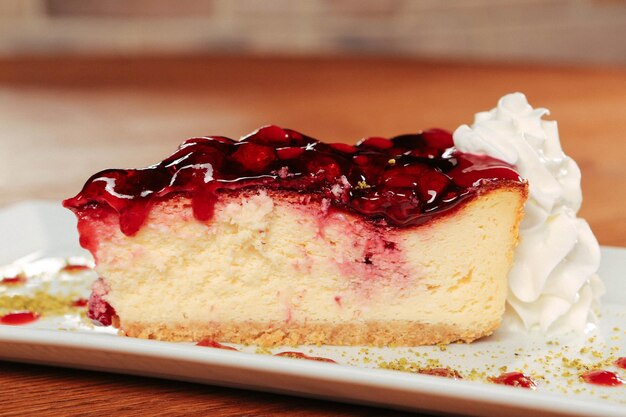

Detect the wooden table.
[{"left": 0, "top": 56, "right": 625, "bottom": 416}]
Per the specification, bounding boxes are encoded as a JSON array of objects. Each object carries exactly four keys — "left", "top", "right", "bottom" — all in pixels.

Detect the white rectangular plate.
[{"left": 1, "top": 201, "right": 625, "bottom": 417}]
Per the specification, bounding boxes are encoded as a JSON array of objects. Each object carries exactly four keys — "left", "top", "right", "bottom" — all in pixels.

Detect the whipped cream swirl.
[{"left": 453, "top": 93, "right": 603, "bottom": 333}]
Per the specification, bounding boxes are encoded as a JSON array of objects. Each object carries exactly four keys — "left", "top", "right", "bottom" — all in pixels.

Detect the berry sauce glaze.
[
  {"left": 63, "top": 126, "right": 523, "bottom": 244},
  {"left": 581, "top": 370, "right": 624, "bottom": 387},
  {"left": 0, "top": 311, "right": 39, "bottom": 325},
  {"left": 490, "top": 372, "right": 537, "bottom": 389},
  {"left": 1, "top": 275, "right": 26, "bottom": 285}
]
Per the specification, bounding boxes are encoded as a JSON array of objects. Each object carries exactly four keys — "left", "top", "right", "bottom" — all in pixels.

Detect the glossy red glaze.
[
  {"left": 616, "top": 357, "right": 626, "bottom": 369},
  {"left": 0, "top": 311, "right": 39, "bottom": 325},
  {"left": 418, "top": 367, "right": 463, "bottom": 379},
  {"left": 62, "top": 264, "right": 91, "bottom": 273},
  {"left": 72, "top": 298, "right": 89, "bottom": 307},
  {"left": 63, "top": 126, "right": 522, "bottom": 237},
  {"left": 1, "top": 275, "right": 26, "bottom": 285},
  {"left": 490, "top": 372, "right": 537, "bottom": 389},
  {"left": 274, "top": 351, "right": 337, "bottom": 363},
  {"left": 581, "top": 370, "right": 624, "bottom": 386},
  {"left": 196, "top": 339, "right": 239, "bottom": 351}
]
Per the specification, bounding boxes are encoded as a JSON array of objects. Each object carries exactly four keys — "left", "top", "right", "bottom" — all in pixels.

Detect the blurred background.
[
  {"left": 1, "top": 0, "right": 625, "bottom": 246},
  {"left": 1, "top": 0, "right": 625, "bottom": 63}
]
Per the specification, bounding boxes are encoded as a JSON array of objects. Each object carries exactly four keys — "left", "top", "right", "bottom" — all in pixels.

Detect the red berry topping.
[
  {"left": 581, "top": 370, "right": 624, "bottom": 386},
  {"left": 277, "top": 147, "right": 305, "bottom": 160},
  {"left": 422, "top": 128, "right": 455, "bottom": 149},
  {"left": 1, "top": 311, "right": 39, "bottom": 325},
  {"left": 1, "top": 275, "right": 26, "bottom": 285},
  {"left": 306, "top": 155, "right": 342, "bottom": 180},
  {"left": 63, "top": 126, "right": 524, "bottom": 241},
  {"left": 490, "top": 372, "right": 537, "bottom": 389},
  {"left": 72, "top": 298, "right": 89, "bottom": 307},
  {"left": 329, "top": 143, "right": 357, "bottom": 154},
  {"left": 243, "top": 125, "right": 290, "bottom": 146},
  {"left": 231, "top": 142, "right": 276, "bottom": 172}
]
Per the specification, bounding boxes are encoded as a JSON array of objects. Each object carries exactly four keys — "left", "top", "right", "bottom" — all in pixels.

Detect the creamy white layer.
[
  {"left": 92, "top": 188, "right": 524, "bottom": 334},
  {"left": 453, "top": 93, "right": 603, "bottom": 333}
]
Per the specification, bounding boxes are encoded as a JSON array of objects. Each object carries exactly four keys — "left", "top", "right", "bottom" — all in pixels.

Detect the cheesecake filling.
[
  {"left": 454, "top": 93, "right": 602, "bottom": 333},
  {"left": 84, "top": 187, "right": 524, "bottom": 345},
  {"left": 64, "top": 124, "right": 528, "bottom": 343}
]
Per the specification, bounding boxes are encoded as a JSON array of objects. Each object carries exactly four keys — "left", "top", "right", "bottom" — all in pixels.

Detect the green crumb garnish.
[
  {"left": 378, "top": 357, "right": 443, "bottom": 373},
  {"left": 0, "top": 290, "right": 83, "bottom": 317},
  {"left": 355, "top": 180, "right": 371, "bottom": 190}
]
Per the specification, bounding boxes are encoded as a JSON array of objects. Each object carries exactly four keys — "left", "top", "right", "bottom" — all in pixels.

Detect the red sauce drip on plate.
[
  {"left": 63, "top": 126, "right": 523, "bottom": 238},
  {"left": 581, "top": 370, "right": 624, "bottom": 387},
  {"left": 1, "top": 275, "right": 26, "bottom": 285},
  {"left": 274, "top": 351, "right": 337, "bottom": 363},
  {"left": 490, "top": 372, "right": 537, "bottom": 389},
  {"left": 615, "top": 357, "right": 626, "bottom": 369},
  {"left": 62, "top": 264, "right": 91, "bottom": 273},
  {"left": 196, "top": 339, "right": 239, "bottom": 351},
  {"left": 418, "top": 367, "right": 463, "bottom": 379},
  {"left": 72, "top": 298, "right": 89, "bottom": 307},
  {"left": 0, "top": 311, "right": 39, "bottom": 325}
]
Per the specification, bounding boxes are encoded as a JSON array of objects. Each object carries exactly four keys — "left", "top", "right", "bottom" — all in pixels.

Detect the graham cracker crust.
[{"left": 119, "top": 319, "right": 501, "bottom": 347}]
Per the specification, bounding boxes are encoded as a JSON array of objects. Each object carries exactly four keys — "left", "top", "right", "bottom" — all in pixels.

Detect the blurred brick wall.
[{"left": 0, "top": 0, "right": 625, "bottom": 64}]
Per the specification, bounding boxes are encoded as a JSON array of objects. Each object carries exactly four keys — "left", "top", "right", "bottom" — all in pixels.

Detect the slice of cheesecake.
[{"left": 64, "top": 126, "right": 527, "bottom": 346}]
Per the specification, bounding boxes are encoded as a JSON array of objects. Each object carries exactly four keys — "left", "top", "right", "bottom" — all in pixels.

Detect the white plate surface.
[{"left": 0, "top": 201, "right": 625, "bottom": 417}]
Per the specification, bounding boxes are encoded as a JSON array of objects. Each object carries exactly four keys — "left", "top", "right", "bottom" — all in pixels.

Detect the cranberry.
[
  {"left": 231, "top": 142, "right": 276, "bottom": 172},
  {"left": 351, "top": 153, "right": 388, "bottom": 183},
  {"left": 329, "top": 143, "right": 357, "bottom": 154},
  {"left": 307, "top": 155, "right": 342, "bottom": 180},
  {"left": 380, "top": 164, "right": 430, "bottom": 188},
  {"left": 277, "top": 147, "right": 305, "bottom": 160},
  {"left": 352, "top": 155, "right": 370, "bottom": 166},
  {"left": 243, "top": 125, "right": 290, "bottom": 146},
  {"left": 415, "top": 170, "right": 451, "bottom": 203},
  {"left": 422, "top": 128, "right": 454, "bottom": 149}
]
